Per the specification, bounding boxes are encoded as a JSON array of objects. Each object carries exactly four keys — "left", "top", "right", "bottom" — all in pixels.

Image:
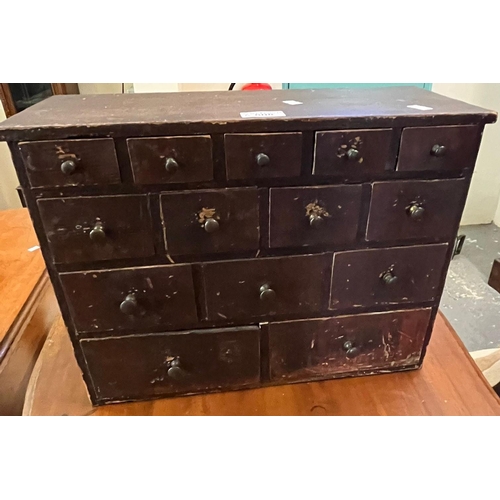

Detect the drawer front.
[
  {"left": 330, "top": 244, "right": 449, "bottom": 310},
  {"left": 161, "top": 188, "right": 260, "bottom": 256},
  {"left": 313, "top": 129, "right": 394, "bottom": 176},
  {"left": 127, "top": 135, "right": 213, "bottom": 184},
  {"left": 366, "top": 179, "right": 468, "bottom": 242},
  {"left": 269, "top": 308, "right": 431, "bottom": 382},
  {"left": 37, "top": 195, "right": 155, "bottom": 264},
  {"left": 397, "top": 125, "right": 482, "bottom": 171},
  {"left": 269, "top": 185, "right": 363, "bottom": 249},
  {"left": 19, "top": 138, "right": 120, "bottom": 188},
  {"left": 224, "top": 132, "right": 302, "bottom": 180},
  {"left": 202, "top": 254, "right": 332, "bottom": 322},
  {"left": 80, "top": 326, "right": 260, "bottom": 402},
  {"left": 60, "top": 265, "right": 198, "bottom": 333}
]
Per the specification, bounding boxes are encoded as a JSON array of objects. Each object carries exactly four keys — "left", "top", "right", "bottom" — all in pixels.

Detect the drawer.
[
  {"left": 396, "top": 125, "right": 482, "bottom": 171},
  {"left": 313, "top": 129, "right": 394, "bottom": 176},
  {"left": 37, "top": 195, "right": 155, "bottom": 264},
  {"left": 60, "top": 264, "right": 198, "bottom": 333},
  {"left": 201, "top": 254, "right": 332, "bottom": 322},
  {"left": 161, "top": 188, "right": 260, "bottom": 256},
  {"left": 269, "top": 185, "right": 363, "bottom": 248},
  {"left": 366, "top": 179, "right": 468, "bottom": 242},
  {"left": 224, "top": 132, "right": 302, "bottom": 180},
  {"left": 80, "top": 326, "right": 260, "bottom": 402},
  {"left": 19, "top": 138, "right": 120, "bottom": 188},
  {"left": 330, "top": 244, "right": 448, "bottom": 310},
  {"left": 127, "top": 135, "right": 213, "bottom": 184},
  {"left": 268, "top": 308, "right": 431, "bottom": 382}
]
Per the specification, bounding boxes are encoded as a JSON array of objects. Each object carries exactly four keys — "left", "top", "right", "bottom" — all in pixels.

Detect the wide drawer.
[
  {"left": 80, "top": 326, "right": 261, "bottom": 402},
  {"left": 60, "top": 264, "right": 198, "bottom": 333},
  {"left": 330, "top": 244, "right": 449, "bottom": 310},
  {"left": 224, "top": 132, "right": 302, "bottom": 180},
  {"left": 366, "top": 179, "right": 468, "bottom": 242},
  {"left": 396, "top": 125, "right": 482, "bottom": 171},
  {"left": 201, "top": 254, "right": 332, "bottom": 322},
  {"left": 161, "top": 188, "right": 260, "bottom": 256},
  {"left": 269, "top": 185, "right": 363, "bottom": 248},
  {"left": 19, "top": 138, "right": 120, "bottom": 188},
  {"left": 268, "top": 308, "right": 431, "bottom": 382},
  {"left": 313, "top": 129, "right": 394, "bottom": 176},
  {"left": 37, "top": 195, "right": 155, "bottom": 264},
  {"left": 127, "top": 135, "right": 213, "bottom": 184}
]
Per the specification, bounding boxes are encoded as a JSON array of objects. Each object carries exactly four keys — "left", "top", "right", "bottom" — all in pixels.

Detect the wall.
[{"left": 0, "top": 104, "right": 21, "bottom": 210}]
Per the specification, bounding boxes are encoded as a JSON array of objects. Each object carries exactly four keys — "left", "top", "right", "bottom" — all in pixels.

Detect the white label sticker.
[
  {"left": 240, "top": 111, "right": 286, "bottom": 118},
  {"left": 407, "top": 104, "right": 433, "bottom": 111},
  {"left": 282, "top": 100, "right": 303, "bottom": 106},
  {"left": 28, "top": 245, "right": 40, "bottom": 252}
]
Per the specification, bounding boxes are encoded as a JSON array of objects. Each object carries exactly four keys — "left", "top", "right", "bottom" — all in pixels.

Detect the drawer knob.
[
  {"left": 120, "top": 293, "right": 138, "bottom": 315},
  {"left": 60, "top": 159, "right": 77, "bottom": 175},
  {"left": 343, "top": 341, "right": 360, "bottom": 359},
  {"left": 256, "top": 153, "right": 270, "bottom": 167},
  {"left": 204, "top": 217, "right": 220, "bottom": 233},
  {"left": 309, "top": 214, "right": 324, "bottom": 228},
  {"left": 381, "top": 271, "right": 398, "bottom": 285},
  {"left": 167, "top": 359, "right": 187, "bottom": 380},
  {"left": 431, "top": 144, "right": 446, "bottom": 157},
  {"left": 89, "top": 222, "right": 106, "bottom": 242},
  {"left": 259, "top": 283, "right": 276, "bottom": 302},
  {"left": 346, "top": 148, "right": 360, "bottom": 161},
  {"left": 408, "top": 203, "right": 425, "bottom": 220},
  {"left": 165, "top": 157, "right": 179, "bottom": 174}
]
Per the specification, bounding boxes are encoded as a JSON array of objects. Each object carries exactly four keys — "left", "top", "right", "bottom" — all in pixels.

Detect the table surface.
[{"left": 23, "top": 312, "right": 500, "bottom": 416}]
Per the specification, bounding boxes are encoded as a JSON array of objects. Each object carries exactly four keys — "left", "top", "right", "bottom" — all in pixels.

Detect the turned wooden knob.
[
  {"left": 346, "top": 148, "right": 360, "bottom": 161},
  {"left": 256, "top": 153, "right": 270, "bottom": 167},
  {"left": 381, "top": 271, "right": 398, "bottom": 285},
  {"left": 167, "top": 359, "right": 187, "bottom": 380},
  {"left": 343, "top": 341, "right": 360, "bottom": 359},
  {"left": 259, "top": 283, "right": 276, "bottom": 302},
  {"left": 120, "top": 293, "right": 138, "bottom": 315},
  {"left": 61, "top": 159, "right": 77, "bottom": 175},
  {"left": 431, "top": 144, "right": 446, "bottom": 157},
  {"left": 309, "top": 214, "right": 324, "bottom": 228},
  {"left": 204, "top": 218, "right": 220, "bottom": 233},
  {"left": 89, "top": 222, "right": 106, "bottom": 242},
  {"left": 165, "top": 157, "right": 179, "bottom": 174},
  {"left": 408, "top": 203, "right": 425, "bottom": 220}
]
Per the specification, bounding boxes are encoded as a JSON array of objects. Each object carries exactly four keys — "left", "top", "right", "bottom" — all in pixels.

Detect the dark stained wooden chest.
[{"left": 0, "top": 87, "right": 496, "bottom": 406}]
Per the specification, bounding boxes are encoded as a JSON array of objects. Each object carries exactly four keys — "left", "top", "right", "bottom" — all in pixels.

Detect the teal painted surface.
[{"left": 284, "top": 83, "right": 432, "bottom": 90}]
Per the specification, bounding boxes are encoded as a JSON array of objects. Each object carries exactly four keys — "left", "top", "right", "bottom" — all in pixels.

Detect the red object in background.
[{"left": 241, "top": 83, "right": 272, "bottom": 91}]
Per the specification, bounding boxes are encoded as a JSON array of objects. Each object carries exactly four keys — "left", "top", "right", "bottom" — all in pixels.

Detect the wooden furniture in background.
[
  {"left": 0, "top": 208, "right": 59, "bottom": 415},
  {"left": 488, "top": 258, "right": 500, "bottom": 293}
]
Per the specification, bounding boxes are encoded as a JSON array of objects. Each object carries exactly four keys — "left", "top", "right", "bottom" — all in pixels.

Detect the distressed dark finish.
[
  {"left": 161, "top": 188, "right": 260, "bottom": 256},
  {"left": 127, "top": 135, "right": 213, "bottom": 184},
  {"left": 269, "top": 308, "right": 432, "bottom": 382},
  {"left": 37, "top": 195, "right": 155, "bottom": 264},
  {"left": 330, "top": 244, "right": 449, "bottom": 310},
  {"left": 60, "top": 264, "right": 198, "bottom": 333},
  {"left": 19, "top": 138, "right": 120, "bottom": 188},
  {"left": 224, "top": 133, "right": 302, "bottom": 180},
  {"left": 313, "top": 129, "right": 394, "bottom": 176},
  {"left": 80, "top": 326, "right": 260, "bottom": 402},
  {"left": 269, "top": 185, "right": 363, "bottom": 249},
  {"left": 366, "top": 179, "right": 469, "bottom": 242}
]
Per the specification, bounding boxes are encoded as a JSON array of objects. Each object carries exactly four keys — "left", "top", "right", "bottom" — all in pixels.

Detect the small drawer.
[
  {"left": 366, "top": 179, "right": 468, "bottom": 242},
  {"left": 60, "top": 264, "right": 198, "bottom": 333},
  {"left": 201, "top": 253, "right": 332, "bottom": 322},
  {"left": 269, "top": 185, "right": 363, "bottom": 249},
  {"left": 396, "top": 125, "right": 482, "bottom": 171},
  {"left": 37, "top": 195, "right": 155, "bottom": 264},
  {"left": 268, "top": 308, "right": 431, "bottom": 382},
  {"left": 330, "top": 244, "right": 448, "bottom": 310},
  {"left": 127, "top": 135, "right": 213, "bottom": 184},
  {"left": 161, "top": 188, "right": 260, "bottom": 256},
  {"left": 19, "top": 138, "right": 120, "bottom": 188},
  {"left": 313, "top": 129, "right": 394, "bottom": 176},
  {"left": 224, "top": 132, "right": 302, "bottom": 180},
  {"left": 80, "top": 326, "right": 260, "bottom": 402}
]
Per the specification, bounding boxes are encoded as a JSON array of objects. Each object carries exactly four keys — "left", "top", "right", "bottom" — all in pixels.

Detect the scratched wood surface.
[{"left": 23, "top": 312, "right": 500, "bottom": 416}]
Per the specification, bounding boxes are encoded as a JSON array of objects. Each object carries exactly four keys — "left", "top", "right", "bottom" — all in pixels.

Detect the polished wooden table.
[{"left": 24, "top": 312, "right": 500, "bottom": 416}]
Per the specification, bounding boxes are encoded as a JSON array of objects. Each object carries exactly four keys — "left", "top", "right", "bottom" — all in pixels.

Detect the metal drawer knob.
[
  {"left": 256, "top": 153, "right": 270, "bottom": 167},
  {"left": 259, "top": 283, "right": 276, "bottom": 302},
  {"left": 165, "top": 157, "right": 179, "bottom": 174},
  {"left": 408, "top": 203, "right": 425, "bottom": 220},
  {"left": 61, "top": 159, "right": 77, "bottom": 175},
  {"left": 167, "top": 358, "right": 187, "bottom": 380},
  {"left": 346, "top": 148, "right": 360, "bottom": 161},
  {"left": 120, "top": 293, "right": 138, "bottom": 315},
  {"left": 89, "top": 222, "right": 106, "bottom": 242},
  {"left": 431, "top": 144, "right": 446, "bottom": 157},
  {"left": 309, "top": 214, "right": 324, "bottom": 229},
  {"left": 343, "top": 341, "right": 360, "bottom": 359},
  {"left": 381, "top": 271, "right": 398, "bottom": 285},
  {"left": 204, "top": 217, "right": 220, "bottom": 233}
]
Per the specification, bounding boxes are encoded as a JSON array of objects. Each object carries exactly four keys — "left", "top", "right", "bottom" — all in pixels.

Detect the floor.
[{"left": 441, "top": 224, "right": 500, "bottom": 352}]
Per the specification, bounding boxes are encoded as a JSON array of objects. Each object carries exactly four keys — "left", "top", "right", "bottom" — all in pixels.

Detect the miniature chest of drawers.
[{"left": 0, "top": 87, "right": 496, "bottom": 406}]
